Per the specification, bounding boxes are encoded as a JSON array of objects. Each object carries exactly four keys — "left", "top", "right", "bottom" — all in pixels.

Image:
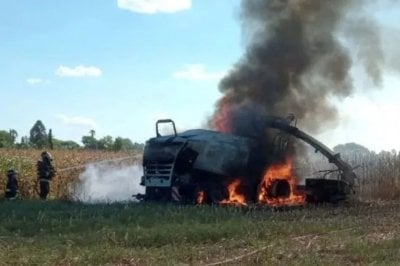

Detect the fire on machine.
[{"left": 134, "top": 116, "right": 357, "bottom": 207}]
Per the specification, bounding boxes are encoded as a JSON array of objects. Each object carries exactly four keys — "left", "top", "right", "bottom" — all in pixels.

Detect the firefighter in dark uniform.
[
  {"left": 5, "top": 169, "right": 19, "bottom": 200},
  {"left": 37, "top": 151, "right": 56, "bottom": 199}
]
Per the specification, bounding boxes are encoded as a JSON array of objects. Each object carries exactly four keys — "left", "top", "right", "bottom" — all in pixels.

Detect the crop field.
[
  {"left": 0, "top": 149, "right": 139, "bottom": 199},
  {"left": 2, "top": 148, "right": 400, "bottom": 201}
]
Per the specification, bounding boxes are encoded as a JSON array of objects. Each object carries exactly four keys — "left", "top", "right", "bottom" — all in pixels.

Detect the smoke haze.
[{"left": 71, "top": 162, "right": 144, "bottom": 203}]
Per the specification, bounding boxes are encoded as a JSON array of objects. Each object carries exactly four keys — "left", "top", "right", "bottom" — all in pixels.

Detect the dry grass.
[{"left": 0, "top": 149, "right": 139, "bottom": 199}]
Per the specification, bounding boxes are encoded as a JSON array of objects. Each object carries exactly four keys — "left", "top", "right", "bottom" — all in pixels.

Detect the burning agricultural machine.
[{"left": 136, "top": 117, "right": 357, "bottom": 206}]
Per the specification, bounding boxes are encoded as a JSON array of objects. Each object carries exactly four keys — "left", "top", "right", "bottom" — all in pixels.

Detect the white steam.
[{"left": 71, "top": 162, "right": 144, "bottom": 203}]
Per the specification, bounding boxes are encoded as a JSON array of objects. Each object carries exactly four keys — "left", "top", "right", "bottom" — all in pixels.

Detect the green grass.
[{"left": 0, "top": 201, "right": 399, "bottom": 265}]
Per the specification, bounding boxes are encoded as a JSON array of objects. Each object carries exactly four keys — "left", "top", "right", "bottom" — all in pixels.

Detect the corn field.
[
  {"left": 343, "top": 150, "right": 400, "bottom": 200},
  {"left": 297, "top": 147, "right": 400, "bottom": 201},
  {"left": 0, "top": 149, "right": 140, "bottom": 199},
  {"left": 2, "top": 147, "right": 400, "bottom": 201}
]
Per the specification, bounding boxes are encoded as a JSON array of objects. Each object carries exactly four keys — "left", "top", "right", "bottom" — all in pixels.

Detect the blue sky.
[
  {"left": 1, "top": 0, "right": 400, "bottom": 151},
  {"left": 0, "top": 0, "right": 241, "bottom": 143}
]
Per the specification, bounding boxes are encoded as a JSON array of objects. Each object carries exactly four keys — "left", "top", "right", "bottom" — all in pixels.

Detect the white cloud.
[
  {"left": 173, "top": 64, "right": 226, "bottom": 81},
  {"left": 117, "top": 0, "right": 191, "bottom": 14},
  {"left": 55, "top": 65, "right": 102, "bottom": 77},
  {"left": 55, "top": 114, "right": 97, "bottom": 129},
  {"left": 26, "top": 78, "right": 49, "bottom": 85}
]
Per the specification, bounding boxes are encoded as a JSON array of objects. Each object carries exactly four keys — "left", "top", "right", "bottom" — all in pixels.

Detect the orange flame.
[
  {"left": 258, "top": 158, "right": 306, "bottom": 207},
  {"left": 196, "top": 190, "right": 205, "bottom": 204},
  {"left": 220, "top": 179, "right": 247, "bottom": 206},
  {"left": 213, "top": 96, "right": 232, "bottom": 133}
]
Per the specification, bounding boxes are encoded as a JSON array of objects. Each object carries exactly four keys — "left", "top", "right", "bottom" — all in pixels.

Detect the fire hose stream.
[
  {"left": 56, "top": 155, "right": 142, "bottom": 173},
  {"left": 33, "top": 155, "right": 142, "bottom": 198}
]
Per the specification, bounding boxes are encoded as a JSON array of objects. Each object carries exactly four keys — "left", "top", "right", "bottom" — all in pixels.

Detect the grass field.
[{"left": 0, "top": 200, "right": 399, "bottom": 265}]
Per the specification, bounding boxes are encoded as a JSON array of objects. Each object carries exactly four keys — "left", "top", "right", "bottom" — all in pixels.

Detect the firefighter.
[
  {"left": 37, "top": 151, "right": 56, "bottom": 199},
  {"left": 5, "top": 169, "right": 19, "bottom": 200}
]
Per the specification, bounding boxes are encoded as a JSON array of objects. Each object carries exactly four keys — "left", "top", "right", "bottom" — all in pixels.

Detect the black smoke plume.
[{"left": 212, "top": 0, "right": 382, "bottom": 135}]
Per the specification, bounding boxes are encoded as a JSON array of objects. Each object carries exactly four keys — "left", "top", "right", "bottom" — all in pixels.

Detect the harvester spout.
[{"left": 260, "top": 116, "right": 357, "bottom": 190}]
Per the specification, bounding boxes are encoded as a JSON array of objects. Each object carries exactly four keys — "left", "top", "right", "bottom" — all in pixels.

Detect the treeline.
[{"left": 0, "top": 120, "right": 144, "bottom": 152}]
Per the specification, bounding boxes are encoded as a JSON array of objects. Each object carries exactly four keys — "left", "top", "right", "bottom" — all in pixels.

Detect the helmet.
[
  {"left": 7, "top": 169, "right": 17, "bottom": 176},
  {"left": 41, "top": 151, "right": 53, "bottom": 161}
]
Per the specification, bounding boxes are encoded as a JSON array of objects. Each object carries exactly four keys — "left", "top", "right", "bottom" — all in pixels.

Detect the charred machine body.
[{"left": 137, "top": 117, "right": 357, "bottom": 205}]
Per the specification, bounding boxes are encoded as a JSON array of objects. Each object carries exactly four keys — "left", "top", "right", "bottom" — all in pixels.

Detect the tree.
[
  {"left": 98, "top": 135, "right": 114, "bottom": 150},
  {"left": 333, "top": 143, "right": 370, "bottom": 156},
  {"left": 29, "top": 120, "right": 48, "bottom": 148},
  {"left": 0, "top": 129, "right": 19, "bottom": 148},
  {"left": 113, "top": 137, "right": 135, "bottom": 151},
  {"left": 82, "top": 136, "right": 97, "bottom": 149},
  {"left": 133, "top": 142, "right": 145, "bottom": 152},
  {"left": 82, "top": 130, "right": 98, "bottom": 149},
  {"left": 53, "top": 139, "right": 80, "bottom": 150},
  {"left": 48, "top": 129, "right": 54, "bottom": 150},
  {"left": 0, "top": 130, "right": 14, "bottom": 147},
  {"left": 90, "top": 129, "right": 95, "bottom": 138},
  {"left": 60, "top": 140, "right": 80, "bottom": 149},
  {"left": 9, "top": 129, "right": 18, "bottom": 144},
  {"left": 113, "top": 137, "right": 144, "bottom": 151},
  {"left": 113, "top": 137, "right": 123, "bottom": 151},
  {"left": 18, "top": 136, "right": 31, "bottom": 148}
]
